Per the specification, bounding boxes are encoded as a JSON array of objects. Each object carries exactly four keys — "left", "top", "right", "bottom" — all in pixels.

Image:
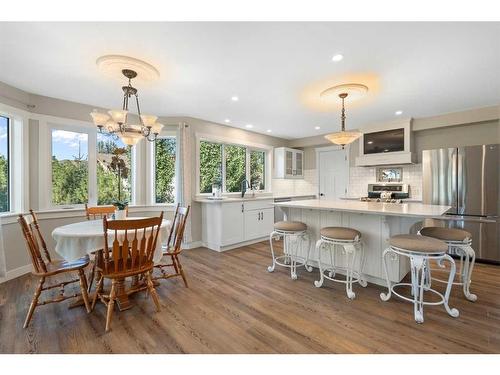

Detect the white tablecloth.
[{"left": 52, "top": 218, "right": 171, "bottom": 263}]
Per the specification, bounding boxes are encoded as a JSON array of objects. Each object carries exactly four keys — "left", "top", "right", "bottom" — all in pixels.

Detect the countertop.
[
  {"left": 340, "top": 197, "right": 423, "bottom": 203},
  {"left": 195, "top": 194, "right": 316, "bottom": 204},
  {"left": 274, "top": 199, "right": 451, "bottom": 218}
]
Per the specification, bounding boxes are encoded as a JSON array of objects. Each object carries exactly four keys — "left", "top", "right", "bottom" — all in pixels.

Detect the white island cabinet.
[
  {"left": 199, "top": 198, "right": 274, "bottom": 251},
  {"left": 274, "top": 199, "right": 451, "bottom": 286}
]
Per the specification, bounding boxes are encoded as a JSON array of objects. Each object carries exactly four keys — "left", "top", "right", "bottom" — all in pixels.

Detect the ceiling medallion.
[
  {"left": 323, "top": 83, "right": 368, "bottom": 148},
  {"left": 96, "top": 55, "right": 160, "bottom": 82},
  {"left": 90, "top": 68, "right": 163, "bottom": 146}
]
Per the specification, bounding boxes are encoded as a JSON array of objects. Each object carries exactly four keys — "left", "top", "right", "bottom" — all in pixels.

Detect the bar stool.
[
  {"left": 380, "top": 234, "right": 459, "bottom": 323},
  {"left": 268, "top": 221, "right": 312, "bottom": 280},
  {"left": 314, "top": 227, "right": 367, "bottom": 299},
  {"left": 419, "top": 227, "right": 477, "bottom": 301}
]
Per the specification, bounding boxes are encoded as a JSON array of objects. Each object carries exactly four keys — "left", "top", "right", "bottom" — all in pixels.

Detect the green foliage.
[
  {"left": 0, "top": 155, "right": 9, "bottom": 212},
  {"left": 224, "top": 145, "right": 246, "bottom": 192},
  {"left": 52, "top": 157, "right": 88, "bottom": 205},
  {"left": 113, "top": 200, "right": 128, "bottom": 210},
  {"left": 199, "top": 141, "right": 266, "bottom": 194},
  {"left": 199, "top": 141, "right": 222, "bottom": 193},
  {"left": 155, "top": 137, "right": 176, "bottom": 203},
  {"left": 97, "top": 140, "right": 131, "bottom": 205},
  {"left": 250, "top": 150, "right": 265, "bottom": 190}
]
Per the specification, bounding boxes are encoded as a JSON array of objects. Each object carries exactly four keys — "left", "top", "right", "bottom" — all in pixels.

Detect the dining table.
[{"left": 52, "top": 217, "right": 171, "bottom": 311}]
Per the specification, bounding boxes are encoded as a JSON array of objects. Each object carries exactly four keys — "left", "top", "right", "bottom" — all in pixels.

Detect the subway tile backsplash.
[
  {"left": 348, "top": 164, "right": 423, "bottom": 200},
  {"left": 272, "top": 164, "right": 422, "bottom": 200}
]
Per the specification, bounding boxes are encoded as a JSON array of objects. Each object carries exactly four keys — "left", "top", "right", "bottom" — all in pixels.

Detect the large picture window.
[
  {"left": 51, "top": 129, "right": 89, "bottom": 205},
  {"left": 0, "top": 116, "right": 9, "bottom": 213},
  {"left": 199, "top": 141, "right": 222, "bottom": 194},
  {"left": 198, "top": 139, "right": 268, "bottom": 194},
  {"left": 97, "top": 134, "right": 132, "bottom": 205},
  {"left": 155, "top": 136, "right": 177, "bottom": 204}
]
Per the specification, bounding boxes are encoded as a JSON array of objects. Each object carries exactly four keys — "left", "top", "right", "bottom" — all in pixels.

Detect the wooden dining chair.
[
  {"left": 153, "top": 204, "right": 191, "bottom": 287},
  {"left": 85, "top": 204, "right": 116, "bottom": 220},
  {"left": 91, "top": 213, "right": 164, "bottom": 332},
  {"left": 84, "top": 204, "right": 127, "bottom": 292},
  {"left": 18, "top": 211, "right": 91, "bottom": 328}
]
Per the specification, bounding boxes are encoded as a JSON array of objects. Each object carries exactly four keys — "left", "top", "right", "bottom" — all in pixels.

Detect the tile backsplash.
[
  {"left": 272, "top": 169, "right": 318, "bottom": 197},
  {"left": 272, "top": 164, "right": 422, "bottom": 200},
  {"left": 348, "top": 164, "right": 423, "bottom": 200}
]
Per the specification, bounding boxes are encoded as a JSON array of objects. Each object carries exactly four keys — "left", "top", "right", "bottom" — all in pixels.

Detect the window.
[
  {"left": 0, "top": 116, "right": 9, "bottom": 213},
  {"left": 224, "top": 144, "right": 246, "bottom": 192},
  {"left": 51, "top": 129, "right": 89, "bottom": 205},
  {"left": 250, "top": 150, "right": 265, "bottom": 190},
  {"left": 97, "top": 134, "right": 132, "bottom": 205},
  {"left": 198, "top": 138, "right": 268, "bottom": 194},
  {"left": 199, "top": 141, "right": 222, "bottom": 193},
  {"left": 155, "top": 136, "right": 177, "bottom": 204}
]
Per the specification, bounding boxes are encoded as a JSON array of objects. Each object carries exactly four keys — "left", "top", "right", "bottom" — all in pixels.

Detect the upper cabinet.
[
  {"left": 274, "top": 147, "right": 304, "bottom": 179},
  {"left": 355, "top": 119, "right": 416, "bottom": 166}
]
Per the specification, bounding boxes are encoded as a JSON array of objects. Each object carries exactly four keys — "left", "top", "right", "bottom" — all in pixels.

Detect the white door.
[{"left": 318, "top": 148, "right": 349, "bottom": 200}]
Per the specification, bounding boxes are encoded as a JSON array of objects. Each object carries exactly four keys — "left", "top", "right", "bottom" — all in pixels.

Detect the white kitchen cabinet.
[
  {"left": 244, "top": 207, "right": 274, "bottom": 240},
  {"left": 274, "top": 147, "right": 304, "bottom": 179},
  {"left": 200, "top": 198, "right": 274, "bottom": 251}
]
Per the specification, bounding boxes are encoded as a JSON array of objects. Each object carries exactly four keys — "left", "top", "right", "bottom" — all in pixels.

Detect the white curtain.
[
  {"left": 0, "top": 217, "right": 7, "bottom": 278},
  {"left": 176, "top": 122, "right": 192, "bottom": 244}
]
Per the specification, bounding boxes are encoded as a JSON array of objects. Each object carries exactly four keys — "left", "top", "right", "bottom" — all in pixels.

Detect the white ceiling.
[{"left": 0, "top": 22, "right": 499, "bottom": 139}]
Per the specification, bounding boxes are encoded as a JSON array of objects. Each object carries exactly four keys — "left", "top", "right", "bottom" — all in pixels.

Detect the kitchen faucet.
[{"left": 241, "top": 179, "right": 251, "bottom": 198}]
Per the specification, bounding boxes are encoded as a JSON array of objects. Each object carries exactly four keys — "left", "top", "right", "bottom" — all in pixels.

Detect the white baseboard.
[
  {"left": 182, "top": 240, "right": 204, "bottom": 249},
  {"left": 0, "top": 264, "right": 32, "bottom": 284}
]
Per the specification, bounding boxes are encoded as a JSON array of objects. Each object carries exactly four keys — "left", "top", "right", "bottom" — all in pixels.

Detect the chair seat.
[
  {"left": 97, "top": 257, "right": 154, "bottom": 278},
  {"left": 390, "top": 234, "right": 448, "bottom": 253},
  {"left": 274, "top": 221, "right": 307, "bottom": 232},
  {"left": 420, "top": 227, "right": 471, "bottom": 242},
  {"left": 41, "top": 255, "right": 90, "bottom": 276},
  {"left": 320, "top": 227, "right": 361, "bottom": 241}
]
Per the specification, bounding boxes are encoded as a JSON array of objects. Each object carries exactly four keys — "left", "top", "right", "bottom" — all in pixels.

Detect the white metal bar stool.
[
  {"left": 268, "top": 221, "right": 312, "bottom": 280},
  {"left": 419, "top": 227, "right": 477, "bottom": 301},
  {"left": 314, "top": 227, "right": 367, "bottom": 299},
  {"left": 380, "top": 234, "right": 459, "bottom": 323}
]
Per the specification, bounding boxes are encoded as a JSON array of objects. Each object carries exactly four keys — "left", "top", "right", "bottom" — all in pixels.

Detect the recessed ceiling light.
[
  {"left": 266, "top": 129, "right": 272, "bottom": 133},
  {"left": 314, "top": 126, "right": 321, "bottom": 130},
  {"left": 231, "top": 96, "right": 239, "bottom": 102},
  {"left": 331, "top": 54, "right": 344, "bottom": 62},
  {"left": 395, "top": 110, "right": 403, "bottom": 116},
  {"left": 246, "top": 124, "right": 253, "bottom": 129},
  {"left": 224, "top": 119, "right": 231, "bottom": 123},
  {"left": 367, "top": 141, "right": 374, "bottom": 144}
]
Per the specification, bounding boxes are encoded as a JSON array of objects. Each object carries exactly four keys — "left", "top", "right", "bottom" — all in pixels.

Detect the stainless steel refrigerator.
[{"left": 422, "top": 144, "right": 500, "bottom": 263}]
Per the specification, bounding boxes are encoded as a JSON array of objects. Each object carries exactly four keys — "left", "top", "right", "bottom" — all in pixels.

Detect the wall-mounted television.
[{"left": 363, "top": 128, "right": 405, "bottom": 155}]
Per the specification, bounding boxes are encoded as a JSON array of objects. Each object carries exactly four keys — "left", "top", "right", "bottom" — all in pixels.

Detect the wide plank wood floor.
[{"left": 1, "top": 241, "right": 500, "bottom": 353}]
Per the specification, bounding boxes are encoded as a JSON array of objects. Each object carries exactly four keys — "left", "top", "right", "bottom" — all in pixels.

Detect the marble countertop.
[{"left": 274, "top": 199, "right": 451, "bottom": 218}]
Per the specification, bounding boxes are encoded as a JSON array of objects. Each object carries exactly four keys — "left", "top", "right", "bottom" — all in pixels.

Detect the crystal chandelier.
[
  {"left": 323, "top": 84, "right": 367, "bottom": 148},
  {"left": 90, "top": 69, "right": 163, "bottom": 146}
]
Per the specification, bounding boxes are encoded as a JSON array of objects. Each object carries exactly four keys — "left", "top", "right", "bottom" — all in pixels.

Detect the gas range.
[{"left": 359, "top": 197, "right": 405, "bottom": 204}]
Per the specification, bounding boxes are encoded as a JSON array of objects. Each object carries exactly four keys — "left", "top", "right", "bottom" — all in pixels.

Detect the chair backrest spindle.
[
  {"left": 18, "top": 214, "right": 48, "bottom": 274},
  {"left": 102, "top": 213, "right": 163, "bottom": 275}
]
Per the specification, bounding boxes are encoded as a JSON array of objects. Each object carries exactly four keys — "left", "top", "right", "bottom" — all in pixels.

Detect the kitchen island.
[{"left": 273, "top": 199, "right": 451, "bottom": 286}]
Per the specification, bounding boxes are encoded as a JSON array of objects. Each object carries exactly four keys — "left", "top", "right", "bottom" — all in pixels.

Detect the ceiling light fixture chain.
[
  {"left": 323, "top": 84, "right": 365, "bottom": 149},
  {"left": 90, "top": 68, "right": 163, "bottom": 146}
]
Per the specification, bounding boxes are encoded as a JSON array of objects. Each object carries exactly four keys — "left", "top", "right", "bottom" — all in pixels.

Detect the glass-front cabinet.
[{"left": 274, "top": 147, "right": 304, "bottom": 179}]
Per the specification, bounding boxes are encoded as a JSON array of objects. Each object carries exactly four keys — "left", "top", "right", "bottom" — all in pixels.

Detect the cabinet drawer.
[{"left": 243, "top": 199, "right": 274, "bottom": 211}]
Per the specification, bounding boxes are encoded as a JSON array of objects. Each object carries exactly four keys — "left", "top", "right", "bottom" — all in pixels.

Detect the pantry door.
[{"left": 317, "top": 147, "right": 349, "bottom": 200}]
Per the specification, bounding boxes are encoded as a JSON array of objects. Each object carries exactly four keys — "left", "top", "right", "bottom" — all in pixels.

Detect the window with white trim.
[
  {"left": 0, "top": 115, "right": 9, "bottom": 213},
  {"left": 51, "top": 129, "right": 89, "bottom": 205},
  {"left": 97, "top": 134, "right": 132, "bottom": 205},
  {"left": 198, "top": 139, "right": 269, "bottom": 194},
  {"left": 154, "top": 136, "right": 177, "bottom": 204}
]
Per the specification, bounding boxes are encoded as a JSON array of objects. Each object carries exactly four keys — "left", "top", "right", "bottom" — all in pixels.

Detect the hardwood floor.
[{"left": 1, "top": 241, "right": 500, "bottom": 353}]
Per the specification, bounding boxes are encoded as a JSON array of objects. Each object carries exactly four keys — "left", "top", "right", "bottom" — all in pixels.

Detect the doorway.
[{"left": 317, "top": 147, "right": 349, "bottom": 200}]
